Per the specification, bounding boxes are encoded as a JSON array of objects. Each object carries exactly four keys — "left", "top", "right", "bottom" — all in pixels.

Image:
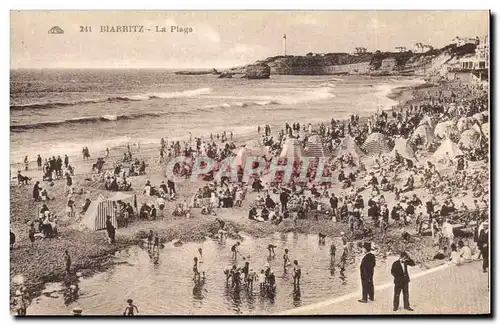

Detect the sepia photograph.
[{"left": 9, "top": 10, "right": 490, "bottom": 316}]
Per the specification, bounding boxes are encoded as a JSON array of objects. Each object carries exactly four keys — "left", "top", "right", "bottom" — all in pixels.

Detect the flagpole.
[{"left": 283, "top": 34, "right": 287, "bottom": 56}]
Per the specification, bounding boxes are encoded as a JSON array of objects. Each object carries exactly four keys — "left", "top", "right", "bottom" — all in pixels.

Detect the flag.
[{"left": 283, "top": 34, "right": 286, "bottom": 40}]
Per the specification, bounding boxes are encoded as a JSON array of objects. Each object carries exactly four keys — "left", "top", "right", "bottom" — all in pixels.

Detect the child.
[
  {"left": 193, "top": 257, "right": 201, "bottom": 282},
  {"left": 283, "top": 249, "right": 290, "bottom": 271},
  {"left": 267, "top": 244, "right": 276, "bottom": 258},
  {"left": 258, "top": 269, "right": 266, "bottom": 291},
  {"left": 330, "top": 242, "right": 336, "bottom": 264},
  {"left": 293, "top": 260, "right": 301, "bottom": 288},
  {"left": 247, "top": 268, "right": 256, "bottom": 291},
  {"left": 123, "top": 299, "right": 139, "bottom": 316},
  {"left": 147, "top": 230, "right": 154, "bottom": 250},
  {"left": 153, "top": 233, "right": 160, "bottom": 251}
]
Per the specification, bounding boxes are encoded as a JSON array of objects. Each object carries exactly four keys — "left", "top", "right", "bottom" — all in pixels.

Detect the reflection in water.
[
  {"left": 293, "top": 287, "right": 302, "bottom": 307},
  {"left": 29, "top": 233, "right": 402, "bottom": 315}
]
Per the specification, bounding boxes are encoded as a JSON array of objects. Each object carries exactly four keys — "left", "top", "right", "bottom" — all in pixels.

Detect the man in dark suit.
[
  {"left": 391, "top": 252, "right": 416, "bottom": 311},
  {"left": 358, "top": 242, "right": 376, "bottom": 303},
  {"left": 477, "top": 222, "right": 489, "bottom": 273}
]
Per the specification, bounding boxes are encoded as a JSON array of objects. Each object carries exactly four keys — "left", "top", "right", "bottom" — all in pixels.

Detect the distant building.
[
  {"left": 395, "top": 46, "right": 406, "bottom": 53},
  {"left": 452, "top": 36, "right": 477, "bottom": 47},
  {"left": 458, "top": 35, "right": 489, "bottom": 71},
  {"left": 354, "top": 47, "right": 367, "bottom": 55},
  {"left": 413, "top": 43, "right": 434, "bottom": 53}
]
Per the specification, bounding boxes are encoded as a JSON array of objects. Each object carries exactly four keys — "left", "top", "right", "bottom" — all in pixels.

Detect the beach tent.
[
  {"left": 332, "top": 135, "right": 364, "bottom": 159},
  {"left": 459, "top": 129, "right": 481, "bottom": 148},
  {"left": 433, "top": 139, "right": 463, "bottom": 161},
  {"left": 389, "top": 137, "right": 416, "bottom": 161},
  {"left": 481, "top": 123, "right": 490, "bottom": 139},
  {"left": 362, "top": 132, "right": 391, "bottom": 155},
  {"left": 82, "top": 194, "right": 118, "bottom": 231},
  {"left": 410, "top": 124, "right": 434, "bottom": 144},
  {"left": 231, "top": 147, "right": 251, "bottom": 169},
  {"left": 306, "top": 134, "right": 326, "bottom": 158},
  {"left": 279, "top": 138, "right": 304, "bottom": 160},
  {"left": 456, "top": 117, "right": 474, "bottom": 133},
  {"left": 472, "top": 111, "right": 488, "bottom": 124},
  {"left": 434, "top": 120, "right": 458, "bottom": 139}
]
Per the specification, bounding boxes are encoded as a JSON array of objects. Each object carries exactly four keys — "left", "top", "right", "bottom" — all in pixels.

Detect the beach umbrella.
[
  {"left": 459, "top": 129, "right": 481, "bottom": 149},
  {"left": 410, "top": 124, "right": 434, "bottom": 144},
  {"left": 434, "top": 120, "right": 458, "bottom": 139},
  {"left": 433, "top": 139, "right": 463, "bottom": 161},
  {"left": 306, "top": 134, "right": 326, "bottom": 158},
  {"left": 472, "top": 111, "right": 488, "bottom": 124},
  {"left": 362, "top": 132, "right": 391, "bottom": 155},
  {"left": 389, "top": 137, "right": 416, "bottom": 161},
  {"left": 481, "top": 123, "right": 490, "bottom": 139}
]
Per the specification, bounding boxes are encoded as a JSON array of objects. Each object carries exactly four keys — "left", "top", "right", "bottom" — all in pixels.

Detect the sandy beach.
[{"left": 9, "top": 76, "right": 490, "bottom": 314}]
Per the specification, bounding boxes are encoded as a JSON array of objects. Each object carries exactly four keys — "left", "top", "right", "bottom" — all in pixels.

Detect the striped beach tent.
[
  {"left": 82, "top": 194, "right": 118, "bottom": 231},
  {"left": 306, "top": 134, "right": 326, "bottom": 158},
  {"left": 362, "top": 132, "right": 391, "bottom": 155}
]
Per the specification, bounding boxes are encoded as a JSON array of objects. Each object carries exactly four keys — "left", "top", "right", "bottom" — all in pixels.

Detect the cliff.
[{"left": 249, "top": 43, "right": 476, "bottom": 77}]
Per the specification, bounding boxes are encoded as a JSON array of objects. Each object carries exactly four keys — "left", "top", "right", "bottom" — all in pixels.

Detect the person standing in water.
[
  {"left": 123, "top": 299, "right": 139, "bottom": 316},
  {"left": 64, "top": 250, "right": 72, "bottom": 275},
  {"left": 268, "top": 244, "right": 276, "bottom": 258},
  {"left": 293, "top": 260, "right": 301, "bottom": 289},
  {"left": 231, "top": 242, "right": 241, "bottom": 260},
  {"left": 24, "top": 156, "right": 29, "bottom": 171},
  {"left": 147, "top": 230, "right": 154, "bottom": 250},
  {"left": 106, "top": 148, "right": 110, "bottom": 158},
  {"left": 193, "top": 257, "right": 201, "bottom": 282},
  {"left": 198, "top": 248, "right": 203, "bottom": 261},
  {"left": 330, "top": 241, "right": 336, "bottom": 264},
  {"left": 283, "top": 249, "right": 290, "bottom": 272}
]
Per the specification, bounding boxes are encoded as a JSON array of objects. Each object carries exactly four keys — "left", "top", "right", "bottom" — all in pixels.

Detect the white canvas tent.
[
  {"left": 244, "top": 139, "right": 272, "bottom": 159},
  {"left": 389, "top": 137, "right": 416, "bottom": 161},
  {"left": 433, "top": 139, "right": 463, "bottom": 161},
  {"left": 456, "top": 117, "right": 473, "bottom": 133},
  {"left": 332, "top": 136, "right": 364, "bottom": 159},
  {"left": 231, "top": 147, "right": 251, "bottom": 169},
  {"left": 362, "top": 132, "right": 391, "bottom": 155},
  {"left": 459, "top": 129, "right": 481, "bottom": 148},
  {"left": 434, "top": 120, "right": 458, "bottom": 139},
  {"left": 411, "top": 124, "right": 434, "bottom": 144},
  {"left": 279, "top": 138, "right": 304, "bottom": 160},
  {"left": 82, "top": 194, "right": 118, "bottom": 231},
  {"left": 472, "top": 111, "right": 488, "bottom": 124}
]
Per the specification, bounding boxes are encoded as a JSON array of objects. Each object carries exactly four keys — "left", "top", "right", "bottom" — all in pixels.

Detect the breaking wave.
[
  {"left": 10, "top": 87, "right": 212, "bottom": 111},
  {"left": 10, "top": 112, "right": 182, "bottom": 132}
]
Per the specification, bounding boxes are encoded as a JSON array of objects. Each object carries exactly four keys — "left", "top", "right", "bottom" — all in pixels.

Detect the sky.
[{"left": 10, "top": 10, "right": 489, "bottom": 69}]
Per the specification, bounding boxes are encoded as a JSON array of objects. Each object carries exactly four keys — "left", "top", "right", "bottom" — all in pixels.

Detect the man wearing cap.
[
  {"left": 358, "top": 242, "right": 376, "bottom": 303},
  {"left": 391, "top": 252, "right": 416, "bottom": 311}
]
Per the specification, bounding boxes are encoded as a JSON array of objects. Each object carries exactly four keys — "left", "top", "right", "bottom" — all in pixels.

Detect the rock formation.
[{"left": 243, "top": 63, "right": 271, "bottom": 79}]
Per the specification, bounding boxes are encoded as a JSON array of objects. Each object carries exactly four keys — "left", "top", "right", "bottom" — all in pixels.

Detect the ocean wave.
[
  {"left": 201, "top": 100, "right": 280, "bottom": 111},
  {"left": 11, "top": 112, "right": 170, "bottom": 132},
  {"left": 10, "top": 87, "right": 212, "bottom": 111}
]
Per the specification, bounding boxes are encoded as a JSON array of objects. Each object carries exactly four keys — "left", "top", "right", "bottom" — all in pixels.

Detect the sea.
[{"left": 10, "top": 69, "right": 422, "bottom": 165}]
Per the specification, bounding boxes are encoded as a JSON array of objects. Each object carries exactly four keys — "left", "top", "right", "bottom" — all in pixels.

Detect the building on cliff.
[
  {"left": 395, "top": 46, "right": 407, "bottom": 53},
  {"left": 452, "top": 36, "right": 477, "bottom": 47},
  {"left": 354, "top": 47, "right": 367, "bottom": 55},
  {"left": 413, "top": 43, "right": 434, "bottom": 53}
]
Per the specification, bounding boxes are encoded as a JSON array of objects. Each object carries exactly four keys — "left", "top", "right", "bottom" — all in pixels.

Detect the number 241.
[{"left": 79, "top": 26, "right": 92, "bottom": 32}]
